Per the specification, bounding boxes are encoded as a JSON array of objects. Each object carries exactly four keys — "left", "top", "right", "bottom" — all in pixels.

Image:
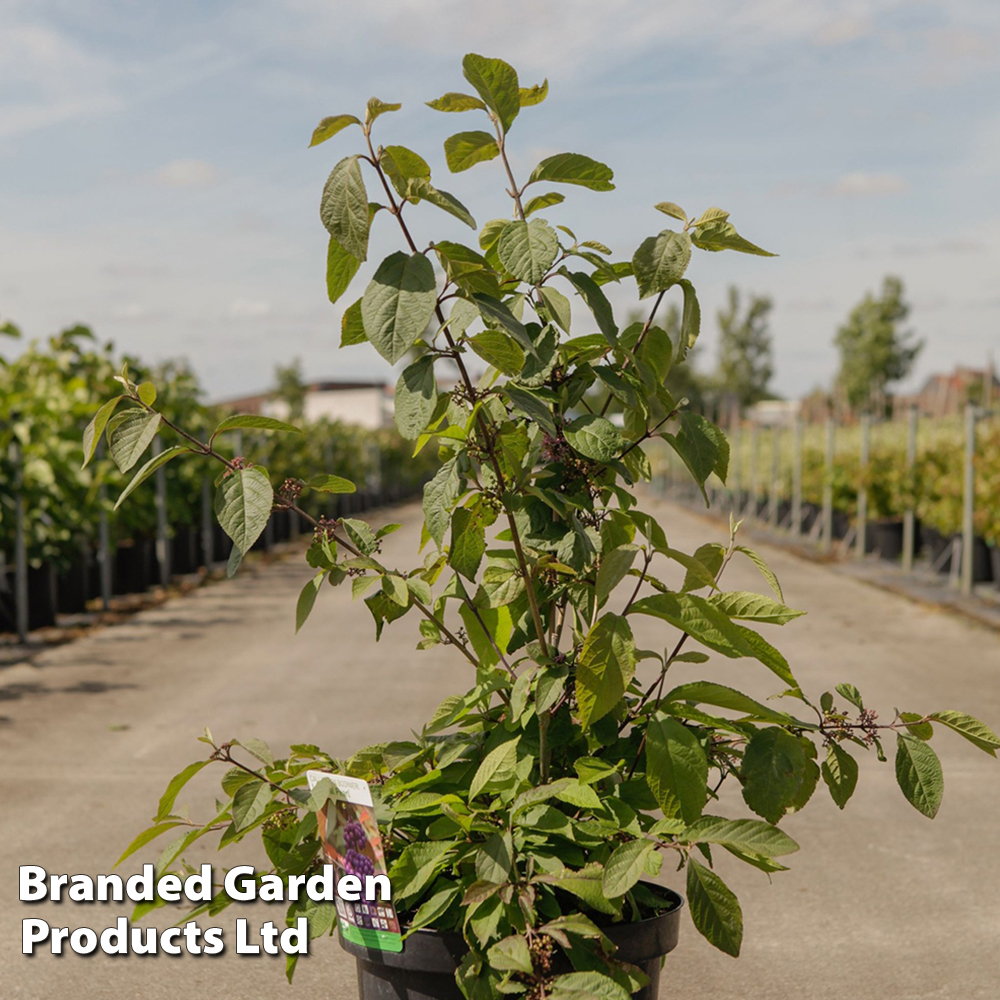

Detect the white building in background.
[
  {"left": 745, "top": 399, "right": 802, "bottom": 427},
  {"left": 217, "top": 381, "right": 392, "bottom": 430}
]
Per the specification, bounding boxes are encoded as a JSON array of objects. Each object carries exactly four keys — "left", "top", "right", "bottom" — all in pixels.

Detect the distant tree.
[
  {"left": 716, "top": 286, "right": 774, "bottom": 412},
  {"left": 834, "top": 276, "right": 922, "bottom": 412},
  {"left": 273, "top": 358, "right": 307, "bottom": 421}
]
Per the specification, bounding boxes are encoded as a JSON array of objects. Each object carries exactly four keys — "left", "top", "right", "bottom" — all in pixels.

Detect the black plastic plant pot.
[
  {"left": 990, "top": 545, "right": 1000, "bottom": 592},
  {"left": 867, "top": 520, "right": 904, "bottom": 561},
  {"left": 339, "top": 885, "right": 684, "bottom": 1000}
]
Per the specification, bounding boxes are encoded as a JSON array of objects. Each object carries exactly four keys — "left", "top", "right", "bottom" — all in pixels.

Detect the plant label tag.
[{"left": 306, "top": 770, "right": 402, "bottom": 953}]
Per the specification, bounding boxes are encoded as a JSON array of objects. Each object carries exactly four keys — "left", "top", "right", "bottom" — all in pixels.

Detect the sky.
[{"left": 1, "top": 0, "right": 998, "bottom": 402}]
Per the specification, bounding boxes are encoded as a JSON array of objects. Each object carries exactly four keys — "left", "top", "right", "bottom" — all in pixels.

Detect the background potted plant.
[{"left": 86, "top": 53, "right": 999, "bottom": 1000}]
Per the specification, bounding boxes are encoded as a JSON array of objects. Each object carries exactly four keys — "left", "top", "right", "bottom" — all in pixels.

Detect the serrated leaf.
[
  {"left": 663, "top": 681, "right": 803, "bottom": 726},
  {"left": 423, "top": 457, "right": 461, "bottom": 549},
  {"left": 489, "top": 934, "right": 533, "bottom": 974},
  {"left": 528, "top": 153, "right": 615, "bottom": 192},
  {"left": 296, "top": 574, "right": 324, "bottom": 633},
  {"left": 564, "top": 414, "right": 623, "bottom": 462},
  {"left": 306, "top": 474, "right": 356, "bottom": 494},
  {"left": 655, "top": 201, "right": 687, "bottom": 223},
  {"left": 309, "top": 113, "right": 361, "bottom": 147},
  {"left": 462, "top": 53, "right": 520, "bottom": 133},
  {"left": 341, "top": 297, "right": 366, "bottom": 346},
  {"left": 741, "top": 728, "right": 807, "bottom": 823},
  {"left": 427, "top": 91, "right": 487, "bottom": 112},
  {"left": 107, "top": 409, "right": 161, "bottom": 473},
  {"left": 469, "top": 739, "right": 519, "bottom": 799},
  {"left": 679, "top": 277, "right": 701, "bottom": 353},
  {"left": 682, "top": 816, "right": 799, "bottom": 857},
  {"left": 362, "top": 251, "right": 437, "bottom": 364},
  {"left": 365, "top": 97, "right": 401, "bottom": 124},
  {"left": 561, "top": 270, "right": 618, "bottom": 344},
  {"left": 537, "top": 865, "right": 618, "bottom": 916},
  {"left": 576, "top": 613, "right": 635, "bottom": 729},
  {"left": 326, "top": 235, "right": 361, "bottom": 304},
  {"left": 504, "top": 385, "right": 556, "bottom": 434},
  {"left": 821, "top": 743, "right": 859, "bottom": 809},
  {"left": 691, "top": 218, "right": 775, "bottom": 257},
  {"left": 710, "top": 591, "right": 805, "bottom": 625},
  {"left": 928, "top": 711, "right": 1000, "bottom": 755},
  {"left": 394, "top": 355, "right": 437, "bottom": 440},
  {"left": 895, "top": 734, "right": 943, "bottom": 818},
  {"left": 686, "top": 858, "right": 742, "bottom": 957},
  {"left": 548, "top": 972, "right": 630, "bottom": 1000},
  {"left": 602, "top": 838, "right": 657, "bottom": 897},
  {"left": 497, "top": 218, "right": 559, "bottom": 285},
  {"left": 444, "top": 130, "right": 500, "bottom": 173},
  {"left": 468, "top": 330, "right": 525, "bottom": 375},
  {"left": 409, "top": 179, "right": 477, "bottom": 228},
  {"left": 320, "top": 155, "right": 369, "bottom": 261},
  {"left": 519, "top": 79, "right": 548, "bottom": 106},
  {"left": 115, "top": 445, "right": 187, "bottom": 509},
  {"left": 82, "top": 395, "right": 125, "bottom": 468},
  {"left": 388, "top": 842, "right": 454, "bottom": 905},
  {"left": 214, "top": 467, "right": 273, "bottom": 559},
  {"left": 632, "top": 230, "right": 692, "bottom": 299},
  {"left": 214, "top": 415, "right": 302, "bottom": 435},
  {"left": 836, "top": 683, "right": 864, "bottom": 709},
  {"left": 734, "top": 546, "right": 783, "bottom": 601},
  {"left": 475, "top": 831, "right": 513, "bottom": 884},
  {"left": 645, "top": 714, "right": 708, "bottom": 824},
  {"left": 449, "top": 507, "right": 486, "bottom": 581},
  {"left": 232, "top": 780, "right": 271, "bottom": 831},
  {"left": 524, "top": 191, "right": 564, "bottom": 217},
  {"left": 538, "top": 285, "right": 571, "bottom": 332},
  {"left": 155, "top": 760, "right": 210, "bottom": 823}
]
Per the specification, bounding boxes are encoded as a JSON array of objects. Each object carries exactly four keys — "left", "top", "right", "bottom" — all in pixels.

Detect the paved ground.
[{"left": 3, "top": 498, "right": 999, "bottom": 999}]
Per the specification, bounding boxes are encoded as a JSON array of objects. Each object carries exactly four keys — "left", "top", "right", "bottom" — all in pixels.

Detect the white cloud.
[
  {"left": 152, "top": 159, "right": 223, "bottom": 188},
  {"left": 829, "top": 172, "right": 909, "bottom": 196},
  {"left": 813, "top": 16, "right": 875, "bottom": 45},
  {"left": 227, "top": 299, "right": 270, "bottom": 318}
]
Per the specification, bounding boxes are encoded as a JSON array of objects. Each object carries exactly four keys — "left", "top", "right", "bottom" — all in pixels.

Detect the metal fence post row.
[
  {"left": 10, "top": 434, "right": 29, "bottom": 643},
  {"left": 960, "top": 402, "right": 977, "bottom": 596},
  {"left": 730, "top": 422, "right": 741, "bottom": 518},
  {"left": 821, "top": 416, "right": 835, "bottom": 555},
  {"left": 153, "top": 437, "right": 171, "bottom": 586},
  {"left": 792, "top": 415, "right": 803, "bottom": 538},
  {"left": 856, "top": 413, "right": 870, "bottom": 560},
  {"left": 769, "top": 426, "right": 781, "bottom": 529},
  {"left": 749, "top": 423, "right": 760, "bottom": 522},
  {"left": 902, "top": 404, "right": 918, "bottom": 573}
]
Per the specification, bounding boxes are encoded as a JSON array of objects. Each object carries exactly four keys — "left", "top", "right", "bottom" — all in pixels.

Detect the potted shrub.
[{"left": 85, "top": 54, "right": 999, "bottom": 1000}]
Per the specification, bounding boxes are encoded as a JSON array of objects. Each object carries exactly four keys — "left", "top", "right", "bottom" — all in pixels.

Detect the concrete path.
[{"left": 3, "top": 499, "right": 999, "bottom": 999}]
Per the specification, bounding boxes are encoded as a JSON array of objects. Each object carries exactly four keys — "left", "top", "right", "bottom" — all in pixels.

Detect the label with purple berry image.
[{"left": 305, "top": 771, "right": 402, "bottom": 953}]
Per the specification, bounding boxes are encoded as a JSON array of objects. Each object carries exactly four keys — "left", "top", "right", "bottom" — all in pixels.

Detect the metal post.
[
  {"left": 201, "top": 476, "right": 214, "bottom": 569},
  {"left": 821, "top": 416, "right": 835, "bottom": 554},
  {"left": 730, "top": 423, "right": 741, "bottom": 517},
  {"left": 792, "top": 415, "right": 803, "bottom": 538},
  {"left": 749, "top": 424, "right": 760, "bottom": 522},
  {"left": 769, "top": 427, "right": 780, "bottom": 529},
  {"left": 10, "top": 436, "right": 29, "bottom": 643},
  {"left": 902, "top": 405, "right": 917, "bottom": 573},
  {"left": 856, "top": 413, "right": 870, "bottom": 560},
  {"left": 961, "top": 403, "right": 976, "bottom": 595},
  {"left": 153, "top": 437, "right": 171, "bottom": 585},
  {"left": 97, "top": 440, "right": 113, "bottom": 610}
]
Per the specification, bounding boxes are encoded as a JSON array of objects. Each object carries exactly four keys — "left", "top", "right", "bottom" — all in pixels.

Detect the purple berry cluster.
[
  {"left": 344, "top": 850, "right": 375, "bottom": 878},
  {"left": 344, "top": 820, "right": 367, "bottom": 852}
]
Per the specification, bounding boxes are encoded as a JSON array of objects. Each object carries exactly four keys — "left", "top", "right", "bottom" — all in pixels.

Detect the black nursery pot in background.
[
  {"left": 866, "top": 520, "right": 905, "bottom": 562},
  {"left": 340, "top": 887, "right": 684, "bottom": 1000}
]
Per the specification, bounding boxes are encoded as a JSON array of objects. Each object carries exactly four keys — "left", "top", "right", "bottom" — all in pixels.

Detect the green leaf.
[
  {"left": 821, "top": 743, "right": 859, "bottom": 810},
  {"left": 462, "top": 53, "right": 520, "bottom": 133},
  {"left": 691, "top": 218, "right": 775, "bottom": 257},
  {"left": 528, "top": 153, "right": 615, "bottom": 192},
  {"left": 664, "top": 411, "right": 719, "bottom": 490},
  {"left": 663, "top": 681, "right": 803, "bottom": 726},
  {"left": 136, "top": 382, "right": 156, "bottom": 406},
  {"left": 474, "top": 294, "right": 531, "bottom": 349},
  {"left": 214, "top": 415, "right": 302, "bottom": 435},
  {"left": 928, "top": 711, "right": 1000, "bottom": 755},
  {"left": 602, "top": 838, "right": 657, "bottom": 897},
  {"left": 576, "top": 613, "right": 636, "bottom": 729},
  {"left": 519, "top": 79, "right": 548, "bottom": 107},
  {"left": 691, "top": 207, "right": 729, "bottom": 227},
  {"left": 561, "top": 270, "right": 617, "bottom": 345},
  {"left": 423, "top": 457, "right": 461, "bottom": 549},
  {"left": 409, "top": 180, "right": 477, "bottom": 228},
  {"left": 362, "top": 251, "right": 438, "bottom": 364},
  {"left": 306, "top": 474, "right": 356, "bottom": 494},
  {"left": 389, "top": 842, "right": 455, "bottom": 905},
  {"left": 895, "top": 734, "right": 944, "bottom": 819},
  {"left": 741, "top": 728, "right": 807, "bottom": 824},
  {"left": 341, "top": 298, "right": 366, "bottom": 346},
  {"left": 383, "top": 573, "right": 409, "bottom": 607},
  {"left": 380, "top": 145, "right": 430, "bottom": 198},
  {"left": 632, "top": 230, "right": 692, "bottom": 299},
  {"left": 449, "top": 507, "right": 486, "bottom": 581},
  {"left": 155, "top": 760, "right": 210, "bottom": 822},
  {"left": 309, "top": 113, "right": 361, "bottom": 147},
  {"left": 564, "top": 414, "right": 624, "bottom": 462},
  {"left": 686, "top": 859, "right": 742, "bottom": 957},
  {"left": 524, "top": 191, "right": 565, "bottom": 217},
  {"left": 468, "top": 330, "right": 525, "bottom": 376},
  {"left": 538, "top": 865, "right": 618, "bottom": 916},
  {"left": 82, "top": 395, "right": 125, "bottom": 468},
  {"left": 469, "top": 739, "right": 519, "bottom": 799},
  {"left": 475, "top": 831, "right": 513, "bottom": 884},
  {"left": 395, "top": 356, "right": 438, "bottom": 440},
  {"left": 426, "top": 91, "right": 486, "bottom": 112},
  {"left": 899, "top": 712, "right": 934, "bottom": 740},
  {"left": 684, "top": 816, "right": 799, "bottom": 857},
  {"left": 107, "top": 409, "right": 161, "bottom": 473},
  {"left": 548, "top": 972, "right": 630, "bottom": 1000},
  {"left": 320, "top": 155, "right": 369, "bottom": 261},
  {"left": 489, "top": 935, "right": 533, "bottom": 975},
  {"left": 734, "top": 546, "right": 784, "bottom": 602},
  {"left": 365, "top": 97, "right": 401, "bottom": 124},
  {"left": 405, "top": 884, "right": 461, "bottom": 936},
  {"left": 679, "top": 278, "right": 701, "bottom": 353},
  {"left": 443, "top": 130, "right": 500, "bottom": 173},
  {"left": 836, "top": 683, "right": 864, "bottom": 710},
  {"left": 214, "top": 468, "right": 274, "bottom": 562},
  {"left": 645, "top": 715, "right": 708, "bottom": 824},
  {"left": 538, "top": 285, "right": 571, "bottom": 332},
  {"left": 326, "top": 235, "right": 361, "bottom": 304},
  {"left": 296, "top": 573, "right": 325, "bottom": 633},
  {"left": 503, "top": 385, "right": 557, "bottom": 434},
  {"left": 115, "top": 445, "right": 187, "bottom": 509},
  {"left": 709, "top": 592, "right": 805, "bottom": 625},
  {"left": 654, "top": 201, "right": 687, "bottom": 223},
  {"left": 595, "top": 546, "right": 638, "bottom": 606},
  {"left": 115, "top": 821, "right": 184, "bottom": 868},
  {"left": 497, "top": 219, "right": 559, "bottom": 285}
]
